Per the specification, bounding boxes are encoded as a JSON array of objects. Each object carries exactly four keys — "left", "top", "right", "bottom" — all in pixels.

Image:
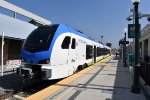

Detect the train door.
[
  {"left": 51, "top": 34, "right": 71, "bottom": 78},
  {"left": 57, "top": 35, "right": 71, "bottom": 67},
  {"left": 94, "top": 46, "right": 97, "bottom": 63},
  {"left": 76, "top": 39, "right": 86, "bottom": 66},
  {"left": 68, "top": 38, "right": 76, "bottom": 76}
]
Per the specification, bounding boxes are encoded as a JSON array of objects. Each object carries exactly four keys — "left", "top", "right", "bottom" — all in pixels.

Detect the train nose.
[{"left": 28, "top": 53, "right": 37, "bottom": 64}]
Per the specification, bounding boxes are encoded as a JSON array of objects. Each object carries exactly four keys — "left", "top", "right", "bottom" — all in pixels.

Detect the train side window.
[
  {"left": 71, "top": 38, "right": 76, "bottom": 49},
  {"left": 61, "top": 36, "right": 71, "bottom": 49},
  {"left": 86, "top": 45, "right": 93, "bottom": 59},
  {"left": 97, "top": 47, "right": 101, "bottom": 57}
]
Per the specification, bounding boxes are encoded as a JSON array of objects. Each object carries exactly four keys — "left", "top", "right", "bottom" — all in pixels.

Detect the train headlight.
[
  {"left": 21, "top": 58, "right": 27, "bottom": 64},
  {"left": 38, "top": 59, "right": 50, "bottom": 64},
  {"left": 46, "top": 59, "right": 50, "bottom": 64}
]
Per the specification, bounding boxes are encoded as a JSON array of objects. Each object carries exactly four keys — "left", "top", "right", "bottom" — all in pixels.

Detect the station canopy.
[{"left": 0, "top": 13, "right": 37, "bottom": 40}]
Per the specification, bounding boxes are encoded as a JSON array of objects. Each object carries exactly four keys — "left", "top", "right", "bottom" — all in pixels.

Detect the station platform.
[{"left": 26, "top": 55, "right": 146, "bottom": 100}]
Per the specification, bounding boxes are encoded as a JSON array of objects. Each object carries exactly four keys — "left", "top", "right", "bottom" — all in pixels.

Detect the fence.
[{"left": 140, "top": 61, "right": 150, "bottom": 86}]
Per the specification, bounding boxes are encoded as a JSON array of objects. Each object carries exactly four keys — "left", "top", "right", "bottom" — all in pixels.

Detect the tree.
[{"left": 106, "top": 42, "right": 112, "bottom": 48}]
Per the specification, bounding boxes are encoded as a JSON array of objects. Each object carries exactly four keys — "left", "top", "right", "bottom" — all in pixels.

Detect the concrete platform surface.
[{"left": 45, "top": 56, "right": 146, "bottom": 100}]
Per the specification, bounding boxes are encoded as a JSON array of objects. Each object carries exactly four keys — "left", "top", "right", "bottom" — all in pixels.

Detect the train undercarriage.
[{"left": 17, "top": 64, "right": 51, "bottom": 79}]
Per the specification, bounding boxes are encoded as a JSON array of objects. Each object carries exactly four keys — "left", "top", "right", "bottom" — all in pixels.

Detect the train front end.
[{"left": 19, "top": 25, "right": 58, "bottom": 79}]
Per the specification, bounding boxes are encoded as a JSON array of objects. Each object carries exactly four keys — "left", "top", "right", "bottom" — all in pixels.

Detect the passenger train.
[{"left": 20, "top": 24, "right": 111, "bottom": 80}]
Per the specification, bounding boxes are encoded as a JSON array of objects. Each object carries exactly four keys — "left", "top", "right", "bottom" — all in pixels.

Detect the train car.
[{"left": 20, "top": 24, "right": 110, "bottom": 80}]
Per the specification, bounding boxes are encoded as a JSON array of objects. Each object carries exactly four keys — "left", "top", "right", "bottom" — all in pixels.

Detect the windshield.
[{"left": 23, "top": 25, "right": 58, "bottom": 53}]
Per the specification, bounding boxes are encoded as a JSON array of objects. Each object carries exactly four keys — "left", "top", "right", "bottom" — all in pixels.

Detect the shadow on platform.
[{"left": 111, "top": 57, "right": 145, "bottom": 100}]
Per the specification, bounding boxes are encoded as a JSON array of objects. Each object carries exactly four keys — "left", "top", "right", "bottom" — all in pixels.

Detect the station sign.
[
  {"left": 6, "top": 60, "right": 21, "bottom": 69},
  {"left": 128, "top": 24, "right": 141, "bottom": 38},
  {"left": 119, "top": 40, "right": 129, "bottom": 45}
]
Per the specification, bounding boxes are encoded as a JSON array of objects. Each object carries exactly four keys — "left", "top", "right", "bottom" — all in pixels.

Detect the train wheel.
[
  {"left": 75, "top": 66, "right": 82, "bottom": 73},
  {"left": 82, "top": 63, "right": 87, "bottom": 69},
  {"left": 75, "top": 67, "right": 80, "bottom": 73}
]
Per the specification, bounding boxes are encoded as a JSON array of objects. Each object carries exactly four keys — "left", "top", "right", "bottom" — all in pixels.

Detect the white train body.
[{"left": 20, "top": 24, "right": 111, "bottom": 80}]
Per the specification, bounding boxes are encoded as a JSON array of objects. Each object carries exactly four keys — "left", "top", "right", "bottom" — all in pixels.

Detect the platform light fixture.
[
  {"left": 130, "top": 0, "right": 141, "bottom": 93},
  {"left": 123, "top": 28, "right": 127, "bottom": 67},
  {"left": 131, "top": 0, "right": 140, "bottom": 3},
  {"left": 127, "top": 2, "right": 150, "bottom": 93}
]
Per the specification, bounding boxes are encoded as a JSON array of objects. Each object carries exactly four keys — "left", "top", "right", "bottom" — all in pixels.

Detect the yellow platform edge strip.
[{"left": 25, "top": 55, "right": 112, "bottom": 100}]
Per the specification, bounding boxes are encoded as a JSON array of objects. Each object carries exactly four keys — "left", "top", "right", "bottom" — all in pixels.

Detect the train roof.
[
  {"left": 0, "top": 13, "right": 37, "bottom": 40},
  {"left": 58, "top": 24, "right": 104, "bottom": 47}
]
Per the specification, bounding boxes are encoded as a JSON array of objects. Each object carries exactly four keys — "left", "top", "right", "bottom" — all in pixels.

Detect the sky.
[{"left": 1, "top": 0, "right": 150, "bottom": 48}]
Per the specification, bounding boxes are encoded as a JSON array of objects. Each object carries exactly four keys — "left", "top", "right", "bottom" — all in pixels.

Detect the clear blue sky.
[{"left": 2, "top": 0, "right": 150, "bottom": 48}]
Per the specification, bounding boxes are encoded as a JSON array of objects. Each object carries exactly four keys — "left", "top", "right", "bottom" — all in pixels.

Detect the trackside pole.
[{"left": 1, "top": 32, "right": 4, "bottom": 76}]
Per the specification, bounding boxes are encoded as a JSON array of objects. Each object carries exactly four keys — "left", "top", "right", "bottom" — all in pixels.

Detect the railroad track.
[
  {"left": 0, "top": 91, "right": 13, "bottom": 100},
  {"left": 0, "top": 67, "right": 89, "bottom": 99},
  {"left": 0, "top": 78, "right": 61, "bottom": 100},
  {"left": 0, "top": 69, "right": 85, "bottom": 100}
]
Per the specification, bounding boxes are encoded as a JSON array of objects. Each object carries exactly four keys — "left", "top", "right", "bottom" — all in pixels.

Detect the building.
[
  {"left": 0, "top": 1, "right": 51, "bottom": 68},
  {"left": 140, "top": 24, "right": 150, "bottom": 60}
]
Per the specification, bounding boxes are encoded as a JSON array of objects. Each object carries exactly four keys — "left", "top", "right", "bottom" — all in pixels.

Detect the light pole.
[
  {"left": 123, "top": 28, "right": 127, "bottom": 67},
  {"left": 1, "top": 32, "right": 4, "bottom": 76},
  {"left": 131, "top": 0, "right": 141, "bottom": 93},
  {"left": 101, "top": 35, "right": 103, "bottom": 44}
]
